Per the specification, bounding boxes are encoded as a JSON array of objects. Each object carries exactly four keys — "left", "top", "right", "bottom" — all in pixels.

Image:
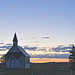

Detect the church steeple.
[{"left": 13, "top": 33, "right": 18, "bottom": 46}]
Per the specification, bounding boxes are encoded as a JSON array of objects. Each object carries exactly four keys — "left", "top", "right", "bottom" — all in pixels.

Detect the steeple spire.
[{"left": 13, "top": 33, "right": 18, "bottom": 46}]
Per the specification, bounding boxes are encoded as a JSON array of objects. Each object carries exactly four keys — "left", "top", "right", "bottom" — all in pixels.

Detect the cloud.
[
  {"left": 30, "top": 54, "right": 69, "bottom": 58},
  {"left": 31, "top": 41, "right": 39, "bottom": 43},
  {"left": 25, "top": 45, "right": 71, "bottom": 53},
  {"left": 0, "top": 46, "right": 11, "bottom": 50},
  {"left": 0, "top": 43, "right": 72, "bottom": 59},
  {"left": 24, "top": 45, "right": 71, "bottom": 58},
  {"left": 0, "top": 43, "right": 12, "bottom": 51},
  {"left": 38, "top": 48, "right": 46, "bottom": 51},
  {"left": 6, "top": 44, "right": 12, "bottom": 46},
  {"left": 51, "top": 45, "right": 71, "bottom": 52},
  {"left": 32, "top": 37, "right": 38, "bottom": 39},
  {"left": 0, "top": 43, "right": 4, "bottom": 45},
  {"left": 0, "top": 49, "right": 6, "bottom": 51},
  {"left": 24, "top": 46, "right": 37, "bottom": 50},
  {"left": 42, "top": 37, "right": 50, "bottom": 39}
]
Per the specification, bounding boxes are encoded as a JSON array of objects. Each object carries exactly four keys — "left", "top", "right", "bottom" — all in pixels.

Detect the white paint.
[
  {"left": 25, "top": 64, "right": 30, "bottom": 68},
  {"left": 11, "top": 59, "right": 14, "bottom": 69},
  {"left": 20, "top": 54, "right": 25, "bottom": 69},
  {"left": 6, "top": 59, "right": 10, "bottom": 69},
  {"left": 15, "top": 59, "right": 19, "bottom": 68}
]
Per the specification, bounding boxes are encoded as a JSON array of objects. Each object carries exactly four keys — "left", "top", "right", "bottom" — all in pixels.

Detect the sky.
[{"left": 0, "top": 0, "right": 75, "bottom": 63}]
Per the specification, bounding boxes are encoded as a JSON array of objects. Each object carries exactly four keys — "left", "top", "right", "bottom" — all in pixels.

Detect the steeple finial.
[{"left": 13, "top": 33, "right": 18, "bottom": 46}]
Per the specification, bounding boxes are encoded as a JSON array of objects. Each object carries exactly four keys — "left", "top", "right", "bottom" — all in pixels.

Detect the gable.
[
  {"left": 9, "top": 46, "right": 21, "bottom": 53},
  {"left": 6, "top": 52, "right": 22, "bottom": 59},
  {"left": 18, "top": 46, "right": 30, "bottom": 57},
  {"left": 6, "top": 45, "right": 30, "bottom": 58}
]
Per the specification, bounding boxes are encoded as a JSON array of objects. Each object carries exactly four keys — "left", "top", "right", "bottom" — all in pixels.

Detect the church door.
[{"left": 11, "top": 58, "right": 15, "bottom": 69}]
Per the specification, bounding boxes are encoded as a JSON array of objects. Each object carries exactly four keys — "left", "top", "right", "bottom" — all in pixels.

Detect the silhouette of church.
[{"left": 5, "top": 33, "right": 30, "bottom": 69}]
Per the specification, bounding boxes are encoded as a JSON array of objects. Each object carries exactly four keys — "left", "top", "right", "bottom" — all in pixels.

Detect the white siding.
[
  {"left": 15, "top": 59, "right": 19, "bottom": 68},
  {"left": 25, "top": 57, "right": 30, "bottom": 69},
  {"left": 6, "top": 59, "right": 10, "bottom": 69},
  {"left": 11, "top": 59, "right": 15, "bottom": 69},
  {"left": 20, "top": 54, "right": 25, "bottom": 69},
  {"left": 25, "top": 64, "right": 30, "bottom": 68}
]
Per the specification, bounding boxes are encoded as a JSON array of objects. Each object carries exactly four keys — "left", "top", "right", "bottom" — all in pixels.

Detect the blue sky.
[{"left": 0, "top": 0, "right": 75, "bottom": 61}]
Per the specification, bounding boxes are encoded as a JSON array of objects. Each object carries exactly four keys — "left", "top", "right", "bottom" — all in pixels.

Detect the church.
[{"left": 5, "top": 33, "right": 30, "bottom": 69}]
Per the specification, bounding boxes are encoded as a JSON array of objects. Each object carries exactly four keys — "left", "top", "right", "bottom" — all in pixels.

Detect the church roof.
[
  {"left": 13, "top": 33, "right": 18, "bottom": 42},
  {"left": 6, "top": 45, "right": 30, "bottom": 57},
  {"left": 17, "top": 46, "right": 30, "bottom": 57}
]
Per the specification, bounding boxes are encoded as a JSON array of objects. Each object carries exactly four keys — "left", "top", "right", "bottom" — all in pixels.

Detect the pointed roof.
[
  {"left": 13, "top": 33, "right": 18, "bottom": 42},
  {"left": 6, "top": 46, "right": 30, "bottom": 57},
  {"left": 18, "top": 46, "right": 30, "bottom": 57}
]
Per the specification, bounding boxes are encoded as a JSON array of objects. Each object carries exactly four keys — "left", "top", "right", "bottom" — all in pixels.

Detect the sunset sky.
[{"left": 0, "top": 0, "right": 75, "bottom": 63}]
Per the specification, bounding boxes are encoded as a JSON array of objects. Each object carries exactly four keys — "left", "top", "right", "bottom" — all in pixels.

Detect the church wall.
[
  {"left": 15, "top": 59, "right": 19, "bottom": 68},
  {"left": 20, "top": 54, "right": 25, "bottom": 69},
  {"left": 25, "top": 57, "right": 30, "bottom": 68},
  {"left": 6, "top": 59, "right": 10, "bottom": 69},
  {"left": 25, "top": 64, "right": 30, "bottom": 68}
]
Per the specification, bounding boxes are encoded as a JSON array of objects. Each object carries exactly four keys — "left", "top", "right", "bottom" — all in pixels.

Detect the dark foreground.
[
  {"left": 0, "top": 69, "right": 74, "bottom": 75},
  {"left": 0, "top": 62, "right": 74, "bottom": 75},
  {"left": 31, "top": 62, "right": 69, "bottom": 69}
]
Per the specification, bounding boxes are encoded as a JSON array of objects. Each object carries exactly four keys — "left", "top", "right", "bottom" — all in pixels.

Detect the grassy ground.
[
  {"left": 0, "top": 68, "right": 75, "bottom": 75},
  {"left": 0, "top": 63, "right": 74, "bottom": 75},
  {"left": 0, "top": 63, "right": 5, "bottom": 72}
]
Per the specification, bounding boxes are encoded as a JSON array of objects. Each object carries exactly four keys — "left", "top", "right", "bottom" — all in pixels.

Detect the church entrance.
[{"left": 10, "top": 58, "right": 15, "bottom": 69}]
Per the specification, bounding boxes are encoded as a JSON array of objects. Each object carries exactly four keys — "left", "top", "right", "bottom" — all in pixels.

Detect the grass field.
[
  {"left": 0, "top": 68, "right": 75, "bottom": 75},
  {"left": 0, "top": 63, "right": 74, "bottom": 75}
]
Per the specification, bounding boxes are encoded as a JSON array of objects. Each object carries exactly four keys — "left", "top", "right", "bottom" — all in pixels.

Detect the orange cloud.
[{"left": 30, "top": 58, "right": 69, "bottom": 63}]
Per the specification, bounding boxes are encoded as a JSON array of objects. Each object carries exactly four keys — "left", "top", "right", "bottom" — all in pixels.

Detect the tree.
[
  {"left": 69, "top": 45, "right": 75, "bottom": 70},
  {"left": 0, "top": 55, "right": 5, "bottom": 64}
]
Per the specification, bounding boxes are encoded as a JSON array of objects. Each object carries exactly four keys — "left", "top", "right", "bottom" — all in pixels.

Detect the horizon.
[{"left": 0, "top": 0, "right": 74, "bottom": 63}]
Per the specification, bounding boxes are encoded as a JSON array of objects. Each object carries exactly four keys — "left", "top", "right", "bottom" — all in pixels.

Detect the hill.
[{"left": 31, "top": 62, "right": 69, "bottom": 69}]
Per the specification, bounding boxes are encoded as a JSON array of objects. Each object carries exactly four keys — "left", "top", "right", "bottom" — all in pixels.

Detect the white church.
[{"left": 5, "top": 33, "right": 30, "bottom": 69}]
